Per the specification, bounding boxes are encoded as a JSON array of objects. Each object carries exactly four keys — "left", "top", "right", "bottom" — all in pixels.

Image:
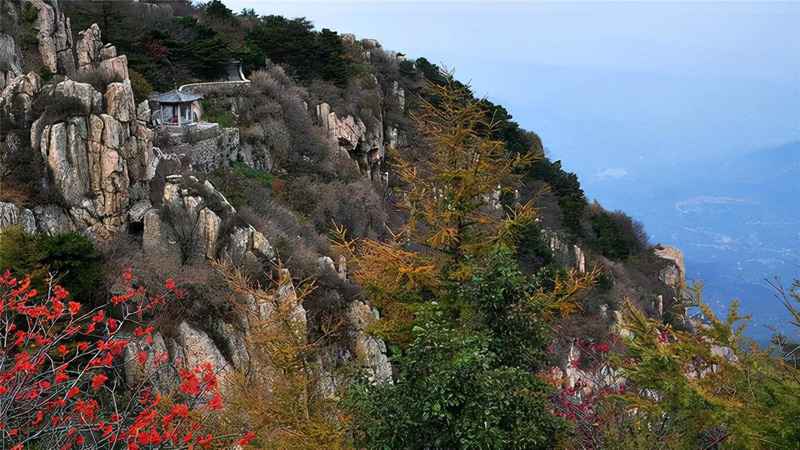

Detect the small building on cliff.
[{"left": 154, "top": 90, "right": 203, "bottom": 127}]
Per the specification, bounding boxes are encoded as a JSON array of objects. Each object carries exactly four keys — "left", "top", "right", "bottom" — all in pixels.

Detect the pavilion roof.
[{"left": 157, "top": 90, "right": 203, "bottom": 103}]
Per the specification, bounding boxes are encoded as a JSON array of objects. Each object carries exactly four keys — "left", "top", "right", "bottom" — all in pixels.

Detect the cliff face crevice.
[
  {"left": 28, "top": 0, "right": 77, "bottom": 75},
  {"left": 1, "top": 3, "right": 153, "bottom": 237}
]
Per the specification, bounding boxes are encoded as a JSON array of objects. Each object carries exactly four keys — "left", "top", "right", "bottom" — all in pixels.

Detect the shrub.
[
  {"left": 603, "top": 295, "right": 800, "bottom": 449},
  {"left": 0, "top": 269, "right": 251, "bottom": 448},
  {"left": 72, "top": 67, "right": 124, "bottom": 93},
  {"left": 456, "top": 248, "right": 555, "bottom": 370},
  {"left": 31, "top": 93, "right": 87, "bottom": 126},
  {"left": 309, "top": 179, "right": 387, "bottom": 240},
  {"left": 200, "top": 98, "right": 236, "bottom": 127},
  {"left": 206, "top": 163, "right": 273, "bottom": 210},
  {"left": 0, "top": 227, "right": 104, "bottom": 305},
  {"left": 211, "top": 263, "right": 349, "bottom": 448},
  {"left": 514, "top": 222, "right": 553, "bottom": 273},
  {"left": 129, "top": 68, "right": 153, "bottom": 102},
  {"left": 245, "top": 16, "right": 354, "bottom": 85},
  {"left": 346, "top": 306, "right": 565, "bottom": 449},
  {"left": 526, "top": 158, "right": 587, "bottom": 237},
  {"left": 242, "top": 67, "right": 332, "bottom": 175},
  {"left": 588, "top": 204, "right": 648, "bottom": 260}
]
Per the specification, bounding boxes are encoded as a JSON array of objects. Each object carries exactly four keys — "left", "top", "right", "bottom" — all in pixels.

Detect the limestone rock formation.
[
  {"left": 0, "top": 33, "right": 23, "bottom": 90},
  {"left": 17, "top": 26, "right": 155, "bottom": 236},
  {"left": 315, "top": 102, "right": 385, "bottom": 178},
  {"left": 28, "top": 0, "right": 76, "bottom": 75},
  {"left": 144, "top": 175, "right": 274, "bottom": 266},
  {"left": 654, "top": 244, "right": 685, "bottom": 289},
  {"left": 347, "top": 301, "right": 392, "bottom": 384}
]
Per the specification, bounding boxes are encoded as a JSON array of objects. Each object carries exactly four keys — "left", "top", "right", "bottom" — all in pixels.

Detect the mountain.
[
  {"left": 586, "top": 141, "right": 800, "bottom": 339},
  {"left": 0, "top": 1, "right": 796, "bottom": 447}
]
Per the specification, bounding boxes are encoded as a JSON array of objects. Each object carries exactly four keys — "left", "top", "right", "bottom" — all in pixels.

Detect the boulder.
[
  {"left": 76, "top": 23, "right": 102, "bottom": 72},
  {"left": 251, "top": 229, "right": 274, "bottom": 260},
  {"left": 347, "top": 301, "right": 392, "bottom": 384},
  {"left": 32, "top": 205, "right": 75, "bottom": 235},
  {"left": 122, "top": 332, "right": 176, "bottom": 391},
  {"left": 99, "top": 44, "right": 116, "bottom": 61},
  {"left": 98, "top": 55, "right": 130, "bottom": 83},
  {"left": 0, "top": 202, "right": 37, "bottom": 233},
  {"left": 52, "top": 79, "right": 102, "bottom": 114},
  {"left": 105, "top": 81, "right": 136, "bottom": 123},
  {"left": 28, "top": 0, "right": 76, "bottom": 75},
  {"left": 175, "top": 321, "right": 230, "bottom": 377}
]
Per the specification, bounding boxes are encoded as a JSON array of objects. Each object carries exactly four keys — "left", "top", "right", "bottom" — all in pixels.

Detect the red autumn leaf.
[
  {"left": 208, "top": 392, "right": 223, "bottom": 410},
  {"left": 238, "top": 431, "right": 257, "bottom": 446},
  {"left": 91, "top": 373, "right": 108, "bottom": 391}
]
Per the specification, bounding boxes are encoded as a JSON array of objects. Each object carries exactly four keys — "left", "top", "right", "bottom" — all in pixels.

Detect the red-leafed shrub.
[{"left": 0, "top": 269, "right": 250, "bottom": 449}]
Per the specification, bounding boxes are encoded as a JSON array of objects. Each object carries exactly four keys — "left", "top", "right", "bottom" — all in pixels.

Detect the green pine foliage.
[
  {"left": 244, "top": 16, "right": 354, "bottom": 85},
  {"left": 588, "top": 205, "right": 648, "bottom": 260},
  {"left": 346, "top": 300, "right": 564, "bottom": 450},
  {"left": 606, "top": 293, "right": 800, "bottom": 448},
  {"left": 0, "top": 227, "right": 103, "bottom": 305},
  {"left": 455, "top": 248, "right": 554, "bottom": 371}
]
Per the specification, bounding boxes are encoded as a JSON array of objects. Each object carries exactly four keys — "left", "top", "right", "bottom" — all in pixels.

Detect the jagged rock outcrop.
[
  {"left": 315, "top": 102, "right": 384, "bottom": 178},
  {"left": 0, "top": 202, "right": 37, "bottom": 233},
  {"left": 122, "top": 331, "right": 176, "bottom": 389},
  {"left": 143, "top": 175, "right": 274, "bottom": 266},
  {"left": 1, "top": 1, "right": 398, "bottom": 408},
  {"left": 391, "top": 80, "right": 405, "bottom": 112},
  {"left": 0, "top": 19, "right": 154, "bottom": 237},
  {"left": 348, "top": 300, "right": 393, "bottom": 384},
  {"left": 542, "top": 228, "right": 587, "bottom": 273},
  {"left": 28, "top": 0, "right": 76, "bottom": 75},
  {"left": 75, "top": 23, "right": 102, "bottom": 72},
  {"left": 31, "top": 79, "right": 153, "bottom": 234},
  {"left": 0, "top": 72, "right": 42, "bottom": 128},
  {"left": 654, "top": 244, "right": 685, "bottom": 290},
  {"left": 0, "top": 201, "right": 76, "bottom": 235},
  {"left": 0, "top": 33, "right": 23, "bottom": 90},
  {"left": 175, "top": 321, "right": 230, "bottom": 374}
]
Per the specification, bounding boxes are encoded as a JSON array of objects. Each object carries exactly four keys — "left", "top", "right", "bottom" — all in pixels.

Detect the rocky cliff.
[
  {"left": 0, "top": 0, "right": 691, "bottom": 415},
  {"left": 0, "top": 0, "right": 392, "bottom": 395}
]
